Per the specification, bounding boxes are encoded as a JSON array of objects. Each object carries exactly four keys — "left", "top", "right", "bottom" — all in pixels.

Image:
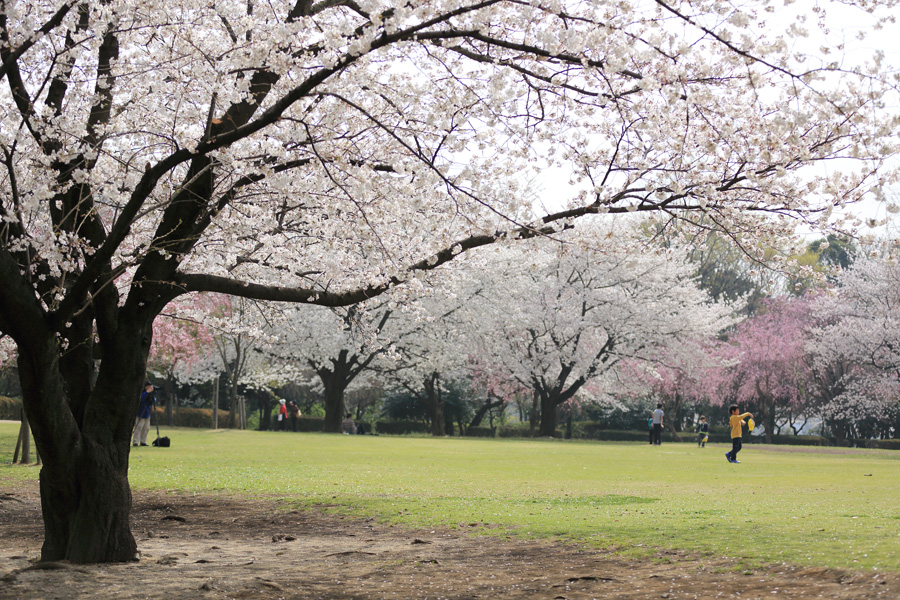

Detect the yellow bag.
[{"left": 747, "top": 418, "right": 755, "bottom": 432}]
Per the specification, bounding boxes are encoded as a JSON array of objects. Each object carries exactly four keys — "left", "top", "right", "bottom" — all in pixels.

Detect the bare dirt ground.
[{"left": 1, "top": 480, "right": 897, "bottom": 600}]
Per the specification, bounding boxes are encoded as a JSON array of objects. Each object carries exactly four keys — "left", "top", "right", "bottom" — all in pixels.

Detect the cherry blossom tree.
[
  {"left": 268, "top": 301, "right": 394, "bottom": 432},
  {"left": 367, "top": 271, "right": 492, "bottom": 436},
  {"left": 467, "top": 223, "right": 735, "bottom": 436},
  {"left": 721, "top": 296, "right": 815, "bottom": 441},
  {"left": 270, "top": 270, "right": 479, "bottom": 434},
  {"left": 146, "top": 296, "right": 217, "bottom": 423},
  {"left": 809, "top": 255, "right": 900, "bottom": 439},
  {"left": 616, "top": 338, "right": 737, "bottom": 436},
  {"left": 1, "top": 0, "right": 898, "bottom": 563},
  {"left": 207, "top": 297, "right": 290, "bottom": 429},
  {"left": 465, "top": 358, "right": 522, "bottom": 432}
]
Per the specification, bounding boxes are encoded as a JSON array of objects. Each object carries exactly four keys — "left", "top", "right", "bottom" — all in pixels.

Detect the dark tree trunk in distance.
[
  {"left": 315, "top": 349, "right": 376, "bottom": 433},
  {"left": 755, "top": 379, "right": 777, "bottom": 444},
  {"left": 468, "top": 395, "right": 504, "bottom": 431},
  {"left": 423, "top": 372, "right": 445, "bottom": 436}
]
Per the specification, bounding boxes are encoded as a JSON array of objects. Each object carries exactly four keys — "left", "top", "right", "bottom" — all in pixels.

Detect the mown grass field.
[{"left": 2, "top": 423, "right": 898, "bottom": 571}]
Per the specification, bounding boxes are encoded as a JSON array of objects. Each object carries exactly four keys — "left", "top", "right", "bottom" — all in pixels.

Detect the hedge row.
[
  {"left": 293, "top": 416, "right": 326, "bottom": 432},
  {"left": 472, "top": 423, "right": 899, "bottom": 449},
  {"left": 756, "top": 434, "right": 831, "bottom": 446},
  {"left": 860, "top": 438, "right": 900, "bottom": 450},
  {"left": 153, "top": 407, "right": 230, "bottom": 429},
  {"left": 496, "top": 423, "right": 562, "bottom": 438},
  {"left": 464, "top": 426, "right": 495, "bottom": 438},
  {"left": 271, "top": 417, "right": 372, "bottom": 433},
  {"left": 0, "top": 396, "right": 22, "bottom": 420},
  {"left": 374, "top": 420, "right": 430, "bottom": 435}
]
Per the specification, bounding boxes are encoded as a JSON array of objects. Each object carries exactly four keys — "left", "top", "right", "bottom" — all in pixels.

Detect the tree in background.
[
  {"left": 465, "top": 358, "right": 523, "bottom": 434},
  {"left": 788, "top": 235, "right": 858, "bottom": 295},
  {"left": 722, "top": 296, "right": 814, "bottom": 442},
  {"left": 469, "top": 224, "right": 735, "bottom": 436},
  {"left": 689, "top": 232, "right": 769, "bottom": 315},
  {"left": 146, "top": 297, "right": 216, "bottom": 424},
  {"left": 267, "top": 301, "right": 396, "bottom": 432},
  {"left": 617, "top": 338, "right": 737, "bottom": 436},
  {"left": 809, "top": 255, "right": 900, "bottom": 439},
  {"left": 372, "top": 271, "right": 486, "bottom": 436}
]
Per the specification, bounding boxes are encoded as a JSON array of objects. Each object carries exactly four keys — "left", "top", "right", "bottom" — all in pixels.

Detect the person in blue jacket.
[{"left": 132, "top": 381, "right": 156, "bottom": 447}]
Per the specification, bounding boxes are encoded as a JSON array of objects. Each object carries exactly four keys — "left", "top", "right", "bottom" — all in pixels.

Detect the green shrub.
[
  {"left": 575, "top": 421, "right": 607, "bottom": 439},
  {"left": 497, "top": 423, "right": 531, "bottom": 438},
  {"left": 0, "top": 396, "right": 22, "bottom": 420},
  {"left": 497, "top": 423, "right": 563, "bottom": 438},
  {"left": 153, "top": 407, "right": 230, "bottom": 428},
  {"left": 464, "top": 426, "right": 495, "bottom": 438},
  {"left": 581, "top": 428, "right": 648, "bottom": 442},
  {"left": 860, "top": 438, "right": 900, "bottom": 450},
  {"left": 295, "top": 416, "right": 326, "bottom": 432},
  {"left": 767, "top": 434, "right": 831, "bottom": 446},
  {"left": 374, "top": 420, "right": 430, "bottom": 435}
]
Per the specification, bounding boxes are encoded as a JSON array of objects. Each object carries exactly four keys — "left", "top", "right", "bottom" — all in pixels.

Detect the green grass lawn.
[{"left": 2, "top": 423, "right": 898, "bottom": 570}]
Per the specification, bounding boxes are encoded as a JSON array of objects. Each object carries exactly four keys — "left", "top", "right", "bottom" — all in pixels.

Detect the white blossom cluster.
[
  {"left": 810, "top": 254, "right": 900, "bottom": 423},
  {"left": 454, "top": 220, "right": 737, "bottom": 400},
  {"left": 2, "top": 0, "right": 898, "bottom": 321}
]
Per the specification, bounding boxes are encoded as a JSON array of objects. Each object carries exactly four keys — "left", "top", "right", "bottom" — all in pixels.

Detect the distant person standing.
[
  {"left": 276, "top": 398, "right": 288, "bottom": 431},
  {"left": 132, "top": 381, "right": 155, "bottom": 447},
  {"left": 288, "top": 400, "right": 300, "bottom": 432},
  {"left": 725, "top": 405, "right": 753, "bottom": 463},
  {"left": 696, "top": 416, "right": 709, "bottom": 447},
  {"left": 651, "top": 404, "right": 664, "bottom": 445},
  {"left": 648, "top": 416, "right": 654, "bottom": 445}
]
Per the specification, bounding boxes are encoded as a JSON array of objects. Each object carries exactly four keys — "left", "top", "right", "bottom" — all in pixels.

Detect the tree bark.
[
  {"left": 538, "top": 390, "right": 558, "bottom": 437},
  {"left": 320, "top": 354, "right": 352, "bottom": 433},
  {"left": 423, "top": 372, "right": 445, "bottom": 436},
  {"left": 38, "top": 437, "right": 136, "bottom": 563},
  {"left": 529, "top": 389, "right": 539, "bottom": 437},
  {"left": 317, "top": 349, "right": 374, "bottom": 433},
  {"left": 14, "top": 409, "right": 30, "bottom": 464},
  {"left": 16, "top": 315, "right": 151, "bottom": 563},
  {"left": 468, "top": 395, "right": 504, "bottom": 430},
  {"left": 535, "top": 371, "right": 587, "bottom": 437}
]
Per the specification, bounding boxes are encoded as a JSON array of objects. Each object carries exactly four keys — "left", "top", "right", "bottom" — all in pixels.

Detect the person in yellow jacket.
[{"left": 725, "top": 405, "right": 753, "bottom": 464}]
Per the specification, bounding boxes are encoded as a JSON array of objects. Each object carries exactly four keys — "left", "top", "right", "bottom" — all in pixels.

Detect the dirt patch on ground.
[{"left": 1, "top": 481, "right": 897, "bottom": 600}]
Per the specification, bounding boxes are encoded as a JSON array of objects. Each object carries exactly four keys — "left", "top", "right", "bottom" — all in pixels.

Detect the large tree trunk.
[
  {"left": 534, "top": 365, "right": 587, "bottom": 437},
  {"left": 322, "top": 378, "right": 348, "bottom": 432},
  {"left": 538, "top": 390, "right": 558, "bottom": 437},
  {"left": 319, "top": 350, "right": 364, "bottom": 433},
  {"left": 38, "top": 438, "right": 135, "bottom": 563},
  {"left": 17, "top": 318, "right": 151, "bottom": 564}
]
